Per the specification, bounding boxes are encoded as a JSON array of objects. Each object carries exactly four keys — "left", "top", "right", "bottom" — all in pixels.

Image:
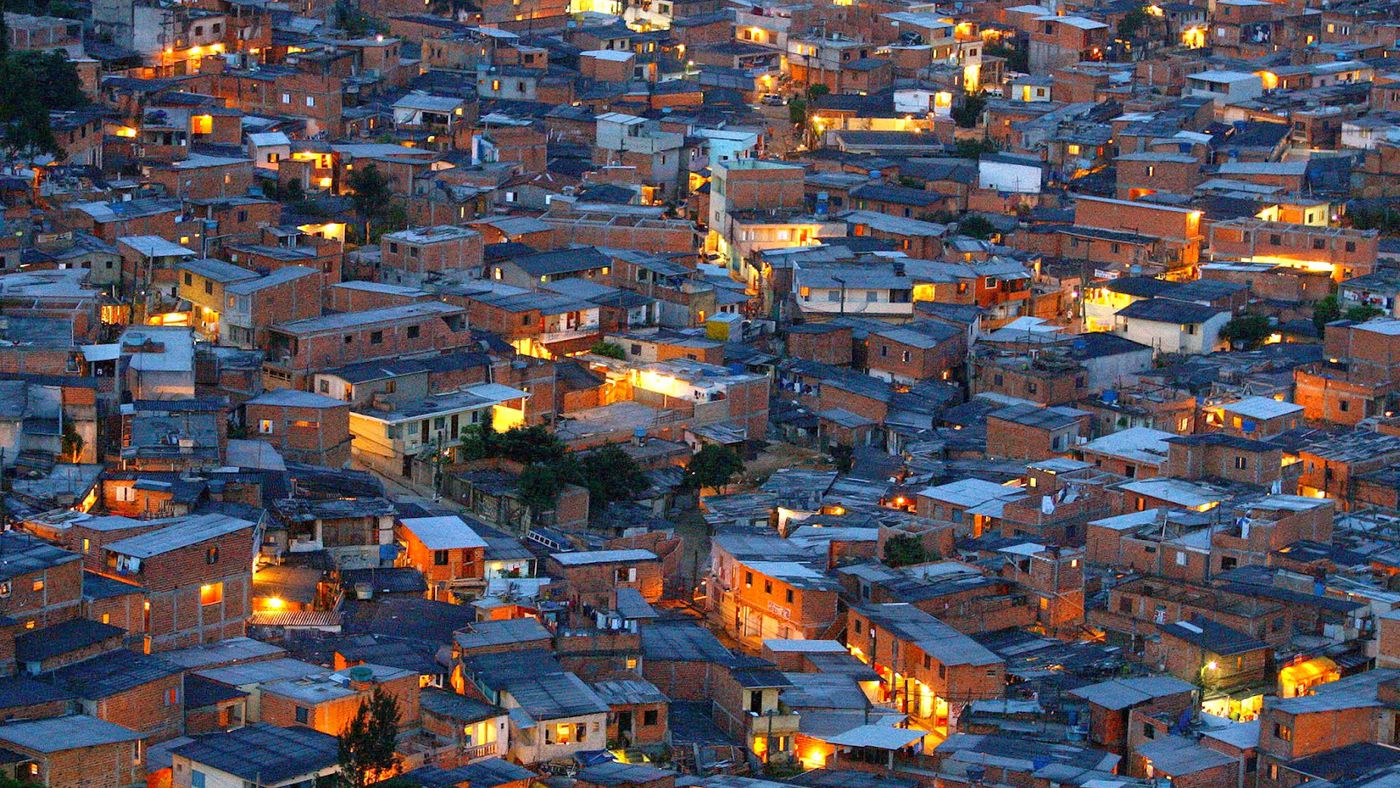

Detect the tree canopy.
[
  {"left": 1220, "top": 314, "right": 1272, "bottom": 349},
  {"left": 1314, "top": 294, "right": 1341, "bottom": 334},
  {"left": 337, "top": 688, "right": 400, "bottom": 788},
  {"left": 883, "top": 534, "right": 937, "bottom": 568},
  {"left": 347, "top": 164, "right": 405, "bottom": 242},
  {"left": 0, "top": 17, "right": 84, "bottom": 163},
  {"left": 684, "top": 444, "right": 744, "bottom": 493}
]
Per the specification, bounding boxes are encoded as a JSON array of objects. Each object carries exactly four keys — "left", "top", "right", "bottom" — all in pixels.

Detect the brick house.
[
  {"left": 47, "top": 648, "right": 185, "bottom": 742},
  {"left": 100, "top": 512, "right": 258, "bottom": 650},
  {"left": 845, "top": 603, "right": 1005, "bottom": 734},
  {"left": 786, "top": 324, "right": 853, "bottom": 367},
  {"left": 1144, "top": 616, "right": 1271, "bottom": 697},
  {"left": 420, "top": 688, "right": 511, "bottom": 763},
  {"left": 243, "top": 389, "right": 352, "bottom": 467},
  {"left": 0, "top": 531, "right": 83, "bottom": 636},
  {"left": 707, "top": 531, "right": 840, "bottom": 649},
  {"left": 263, "top": 302, "right": 472, "bottom": 390},
  {"left": 546, "top": 549, "right": 663, "bottom": 610},
  {"left": 380, "top": 225, "right": 485, "bottom": 278},
  {"left": 1068, "top": 676, "right": 1198, "bottom": 758},
  {"left": 985, "top": 403, "right": 1091, "bottom": 461},
  {"left": 863, "top": 321, "right": 966, "bottom": 385},
  {"left": 592, "top": 678, "right": 669, "bottom": 747},
  {"left": 260, "top": 663, "right": 420, "bottom": 735},
  {"left": 0, "top": 714, "right": 146, "bottom": 788},
  {"left": 396, "top": 515, "right": 488, "bottom": 602}
]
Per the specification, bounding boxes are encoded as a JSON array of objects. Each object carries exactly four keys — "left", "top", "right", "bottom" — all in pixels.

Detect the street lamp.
[{"left": 832, "top": 275, "right": 846, "bottom": 316}]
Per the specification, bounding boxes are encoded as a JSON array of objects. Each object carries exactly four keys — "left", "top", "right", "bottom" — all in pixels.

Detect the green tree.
[
  {"left": 517, "top": 462, "right": 561, "bottom": 519},
  {"left": 589, "top": 341, "right": 626, "bottom": 359},
  {"left": 986, "top": 41, "right": 1028, "bottom": 73},
  {"left": 1314, "top": 294, "right": 1341, "bottom": 335},
  {"left": 1346, "top": 303, "right": 1384, "bottom": 323},
  {"left": 806, "top": 84, "right": 830, "bottom": 101},
  {"left": 334, "top": 0, "right": 380, "bottom": 37},
  {"left": 788, "top": 98, "right": 807, "bottom": 127},
  {"left": 883, "top": 534, "right": 935, "bottom": 568},
  {"left": 684, "top": 444, "right": 744, "bottom": 493},
  {"left": 953, "top": 137, "right": 998, "bottom": 159},
  {"left": 348, "top": 164, "right": 394, "bottom": 241},
  {"left": 337, "top": 688, "right": 401, "bottom": 788},
  {"left": 957, "top": 215, "right": 997, "bottom": 240},
  {"left": 459, "top": 410, "right": 497, "bottom": 461},
  {"left": 495, "top": 425, "right": 568, "bottom": 466},
  {"left": 577, "top": 444, "right": 649, "bottom": 509},
  {"left": 1117, "top": 6, "right": 1151, "bottom": 43},
  {"left": 13, "top": 51, "right": 84, "bottom": 109},
  {"left": 1220, "top": 314, "right": 1272, "bottom": 349},
  {"left": 952, "top": 92, "right": 987, "bottom": 129}
]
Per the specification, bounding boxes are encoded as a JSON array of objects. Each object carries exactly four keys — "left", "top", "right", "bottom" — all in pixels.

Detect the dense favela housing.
[{"left": 12, "top": 0, "right": 1400, "bottom": 783}]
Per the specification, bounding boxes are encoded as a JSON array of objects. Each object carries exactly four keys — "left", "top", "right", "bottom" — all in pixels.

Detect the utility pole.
[{"left": 834, "top": 275, "right": 846, "bottom": 316}]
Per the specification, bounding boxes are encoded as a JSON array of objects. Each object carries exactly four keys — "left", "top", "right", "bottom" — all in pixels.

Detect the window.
[
  {"left": 1235, "top": 456, "right": 1247, "bottom": 469},
  {"left": 200, "top": 582, "right": 223, "bottom": 606},
  {"left": 643, "top": 709, "right": 658, "bottom": 726},
  {"left": 1146, "top": 165, "right": 1155, "bottom": 178},
  {"left": 786, "top": 589, "right": 794, "bottom": 603},
  {"left": 434, "top": 549, "right": 450, "bottom": 566},
  {"left": 764, "top": 580, "right": 772, "bottom": 594},
  {"left": 370, "top": 330, "right": 384, "bottom": 344},
  {"left": 184, "top": 272, "right": 193, "bottom": 286},
  {"left": 880, "top": 345, "right": 888, "bottom": 358},
  {"left": 827, "top": 290, "right": 841, "bottom": 302},
  {"left": 281, "top": 92, "right": 290, "bottom": 104},
  {"left": 1027, "top": 381, "right": 1038, "bottom": 394},
  {"left": 1175, "top": 551, "right": 1187, "bottom": 566},
  {"left": 1274, "top": 723, "right": 1292, "bottom": 742},
  {"left": 296, "top": 706, "right": 310, "bottom": 724},
  {"left": 1270, "top": 233, "right": 1282, "bottom": 245},
  {"left": 902, "top": 350, "right": 911, "bottom": 363},
  {"left": 745, "top": 571, "right": 753, "bottom": 588},
  {"left": 191, "top": 772, "right": 207, "bottom": 788},
  {"left": 258, "top": 419, "right": 273, "bottom": 434},
  {"left": 306, "top": 96, "right": 315, "bottom": 108},
  {"left": 1340, "top": 400, "right": 1350, "bottom": 412},
  {"left": 166, "top": 688, "right": 179, "bottom": 704},
  {"left": 1143, "top": 723, "right": 1156, "bottom": 739},
  {"left": 616, "top": 567, "right": 638, "bottom": 582},
  {"left": 1346, "top": 241, "right": 1356, "bottom": 252},
  {"left": 631, "top": 343, "right": 643, "bottom": 355},
  {"left": 31, "top": 579, "right": 43, "bottom": 592},
  {"left": 344, "top": 335, "right": 354, "bottom": 344},
  {"left": 407, "top": 325, "right": 420, "bottom": 339},
  {"left": 206, "top": 546, "right": 218, "bottom": 565}
]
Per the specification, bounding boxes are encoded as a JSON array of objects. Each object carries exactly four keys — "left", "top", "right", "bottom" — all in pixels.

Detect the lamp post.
[{"left": 833, "top": 275, "right": 846, "bottom": 316}]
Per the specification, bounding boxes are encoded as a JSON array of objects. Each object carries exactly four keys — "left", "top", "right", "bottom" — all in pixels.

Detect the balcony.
[
  {"left": 749, "top": 709, "right": 801, "bottom": 736},
  {"left": 539, "top": 325, "right": 600, "bottom": 344},
  {"left": 462, "top": 741, "right": 501, "bottom": 761}
]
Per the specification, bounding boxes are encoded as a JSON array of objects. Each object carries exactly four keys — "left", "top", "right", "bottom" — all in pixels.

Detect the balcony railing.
[
  {"left": 539, "top": 325, "right": 600, "bottom": 343},
  {"left": 462, "top": 741, "right": 501, "bottom": 761}
]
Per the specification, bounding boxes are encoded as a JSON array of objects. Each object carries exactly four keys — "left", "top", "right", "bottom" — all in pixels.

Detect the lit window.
[
  {"left": 200, "top": 582, "right": 223, "bottom": 606},
  {"left": 31, "top": 580, "right": 43, "bottom": 592}
]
